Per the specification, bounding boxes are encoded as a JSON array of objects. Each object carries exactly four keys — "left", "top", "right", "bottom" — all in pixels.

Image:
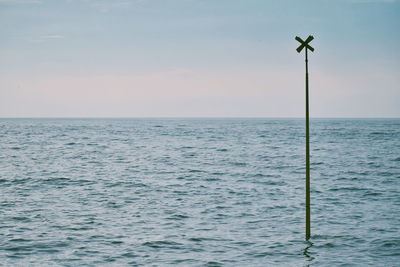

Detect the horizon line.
[{"left": 1, "top": 116, "right": 399, "bottom": 119}]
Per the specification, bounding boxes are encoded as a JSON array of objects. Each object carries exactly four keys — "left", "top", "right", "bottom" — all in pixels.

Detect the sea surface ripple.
[{"left": 0, "top": 118, "right": 399, "bottom": 266}]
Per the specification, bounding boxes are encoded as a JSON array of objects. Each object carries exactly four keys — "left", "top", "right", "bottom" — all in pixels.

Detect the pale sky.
[{"left": 0, "top": 0, "right": 399, "bottom": 117}]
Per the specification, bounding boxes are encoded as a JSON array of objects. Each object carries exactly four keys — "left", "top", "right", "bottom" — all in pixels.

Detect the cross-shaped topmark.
[{"left": 295, "top": 35, "right": 314, "bottom": 53}]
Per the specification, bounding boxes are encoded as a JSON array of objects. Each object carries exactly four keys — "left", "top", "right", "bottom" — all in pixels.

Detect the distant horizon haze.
[{"left": 1, "top": 117, "right": 399, "bottom": 119}]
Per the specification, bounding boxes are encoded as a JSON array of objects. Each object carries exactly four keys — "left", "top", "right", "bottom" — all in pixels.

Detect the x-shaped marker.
[{"left": 295, "top": 35, "right": 314, "bottom": 53}]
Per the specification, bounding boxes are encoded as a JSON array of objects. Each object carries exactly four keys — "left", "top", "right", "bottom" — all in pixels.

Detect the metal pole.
[{"left": 305, "top": 47, "right": 311, "bottom": 240}]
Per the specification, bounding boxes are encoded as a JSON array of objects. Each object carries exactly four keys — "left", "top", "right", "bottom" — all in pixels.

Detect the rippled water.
[{"left": 1, "top": 118, "right": 399, "bottom": 266}]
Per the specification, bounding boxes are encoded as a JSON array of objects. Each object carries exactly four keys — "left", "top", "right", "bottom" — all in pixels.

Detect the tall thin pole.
[
  {"left": 305, "top": 47, "right": 311, "bottom": 240},
  {"left": 296, "top": 35, "right": 314, "bottom": 241}
]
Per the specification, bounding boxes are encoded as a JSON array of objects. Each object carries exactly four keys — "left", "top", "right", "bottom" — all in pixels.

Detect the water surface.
[{"left": 1, "top": 118, "right": 399, "bottom": 266}]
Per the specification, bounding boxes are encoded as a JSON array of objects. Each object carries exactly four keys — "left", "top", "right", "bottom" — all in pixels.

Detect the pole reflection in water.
[{"left": 303, "top": 240, "right": 315, "bottom": 265}]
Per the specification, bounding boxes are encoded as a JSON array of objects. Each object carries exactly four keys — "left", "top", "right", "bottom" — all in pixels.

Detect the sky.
[{"left": 0, "top": 0, "right": 399, "bottom": 117}]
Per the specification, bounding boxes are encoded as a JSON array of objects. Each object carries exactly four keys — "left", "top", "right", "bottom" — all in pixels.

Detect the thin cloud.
[
  {"left": 0, "top": 0, "right": 41, "bottom": 3},
  {"left": 43, "top": 34, "right": 65, "bottom": 40},
  {"left": 88, "top": 0, "right": 144, "bottom": 13},
  {"left": 64, "top": 0, "right": 145, "bottom": 13},
  {"left": 28, "top": 34, "right": 65, "bottom": 43},
  {"left": 350, "top": 0, "right": 399, "bottom": 3}
]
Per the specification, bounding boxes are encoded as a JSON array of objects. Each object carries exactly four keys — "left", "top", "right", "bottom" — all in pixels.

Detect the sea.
[{"left": 0, "top": 118, "right": 399, "bottom": 266}]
